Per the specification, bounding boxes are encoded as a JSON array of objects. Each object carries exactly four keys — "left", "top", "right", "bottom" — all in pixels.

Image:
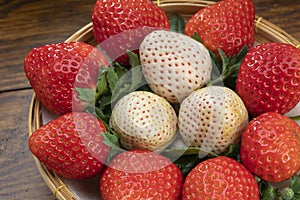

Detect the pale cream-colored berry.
[
  {"left": 140, "top": 30, "right": 212, "bottom": 103},
  {"left": 110, "top": 91, "right": 178, "bottom": 151},
  {"left": 178, "top": 86, "right": 248, "bottom": 155}
]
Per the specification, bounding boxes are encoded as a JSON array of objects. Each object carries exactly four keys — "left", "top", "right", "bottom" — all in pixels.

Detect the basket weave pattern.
[{"left": 28, "top": 0, "right": 300, "bottom": 199}]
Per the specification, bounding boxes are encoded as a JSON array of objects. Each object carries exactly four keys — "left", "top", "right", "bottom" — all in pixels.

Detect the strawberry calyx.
[
  {"left": 76, "top": 50, "right": 150, "bottom": 125},
  {"left": 192, "top": 32, "right": 248, "bottom": 90},
  {"left": 170, "top": 13, "right": 185, "bottom": 34},
  {"left": 259, "top": 175, "right": 300, "bottom": 200},
  {"left": 290, "top": 115, "right": 300, "bottom": 121},
  {"left": 208, "top": 46, "right": 249, "bottom": 89}
]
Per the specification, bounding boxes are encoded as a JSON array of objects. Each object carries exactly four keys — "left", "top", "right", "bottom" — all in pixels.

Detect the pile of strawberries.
[{"left": 24, "top": 0, "right": 300, "bottom": 199}]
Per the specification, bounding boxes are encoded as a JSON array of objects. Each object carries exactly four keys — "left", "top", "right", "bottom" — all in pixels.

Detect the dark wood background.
[{"left": 0, "top": 0, "right": 299, "bottom": 199}]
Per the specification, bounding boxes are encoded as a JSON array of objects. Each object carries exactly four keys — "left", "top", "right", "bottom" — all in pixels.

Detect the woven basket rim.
[{"left": 28, "top": 0, "right": 300, "bottom": 199}]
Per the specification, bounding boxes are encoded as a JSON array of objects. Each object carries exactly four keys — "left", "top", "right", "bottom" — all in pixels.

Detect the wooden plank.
[
  {"left": 0, "top": 89, "right": 53, "bottom": 199},
  {"left": 0, "top": 0, "right": 97, "bottom": 92},
  {"left": 253, "top": 0, "right": 300, "bottom": 42},
  {"left": 0, "top": 0, "right": 299, "bottom": 93}
]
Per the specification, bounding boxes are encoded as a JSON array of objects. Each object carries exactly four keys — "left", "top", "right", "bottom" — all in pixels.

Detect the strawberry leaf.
[
  {"left": 290, "top": 116, "right": 300, "bottom": 121},
  {"left": 279, "top": 188, "right": 295, "bottom": 200},
  {"left": 191, "top": 31, "right": 248, "bottom": 90},
  {"left": 127, "top": 50, "right": 140, "bottom": 68},
  {"left": 106, "top": 69, "right": 118, "bottom": 92},
  {"left": 75, "top": 88, "right": 96, "bottom": 103},
  {"left": 173, "top": 154, "right": 201, "bottom": 176},
  {"left": 111, "top": 51, "right": 147, "bottom": 104},
  {"left": 192, "top": 31, "right": 202, "bottom": 43},
  {"left": 222, "top": 143, "right": 241, "bottom": 162},
  {"left": 290, "top": 175, "right": 300, "bottom": 194},
  {"left": 170, "top": 14, "right": 185, "bottom": 34},
  {"left": 97, "top": 71, "right": 109, "bottom": 96},
  {"left": 101, "top": 132, "right": 124, "bottom": 162},
  {"left": 208, "top": 45, "right": 248, "bottom": 90},
  {"left": 113, "top": 63, "right": 128, "bottom": 78},
  {"left": 259, "top": 182, "right": 277, "bottom": 200}
]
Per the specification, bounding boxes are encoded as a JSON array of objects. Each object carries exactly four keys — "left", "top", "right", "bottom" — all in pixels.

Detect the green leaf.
[
  {"left": 101, "top": 132, "right": 120, "bottom": 147},
  {"left": 127, "top": 50, "right": 141, "bottom": 68},
  {"left": 207, "top": 45, "right": 248, "bottom": 90},
  {"left": 222, "top": 143, "right": 240, "bottom": 160},
  {"left": 113, "top": 63, "right": 128, "bottom": 78},
  {"left": 173, "top": 154, "right": 201, "bottom": 176},
  {"left": 279, "top": 188, "right": 294, "bottom": 200},
  {"left": 95, "top": 107, "right": 110, "bottom": 123},
  {"left": 260, "top": 182, "right": 277, "bottom": 200},
  {"left": 170, "top": 14, "right": 185, "bottom": 34},
  {"left": 161, "top": 147, "right": 218, "bottom": 176},
  {"left": 75, "top": 88, "right": 96, "bottom": 103},
  {"left": 129, "top": 64, "right": 144, "bottom": 90},
  {"left": 192, "top": 31, "right": 202, "bottom": 43},
  {"left": 293, "top": 193, "right": 300, "bottom": 200},
  {"left": 99, "top": 94, "right": 112, "bottom": 108},
  {"left": 162, "top": 147, "right": 218, "bottom": 160},
  {"left": 101, "top": 132, "right": 124, "bottom": 162},
  {"left": 290, "top": 116, "right": 300, "bottom": 121},
  {"left": 106, "top": 69, "right": 118, "bottom": 92},
  {"left": 97, "top": 72, "right": 109, "bottom": 96},
  {"left": 230, "top": 45, "right": 248, "bottom": 65},
  {"left": 110, "top": 52, "right": 146, "bottom": 104},
  {"left": 290, "top": 175, "right": 300, "bottom": 194}
]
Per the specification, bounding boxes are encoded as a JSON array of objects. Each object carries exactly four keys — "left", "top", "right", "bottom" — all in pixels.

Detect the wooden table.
[{"left": 0, "top": 0, "right": 299, "bottom": 199}]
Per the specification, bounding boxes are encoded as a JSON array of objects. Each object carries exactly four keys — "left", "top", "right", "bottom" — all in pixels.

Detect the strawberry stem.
[{"left": 208, "top": 46, "right": 248, "bottom": 89}]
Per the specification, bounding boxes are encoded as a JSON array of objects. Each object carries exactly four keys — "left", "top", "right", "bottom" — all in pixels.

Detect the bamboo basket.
[{"left": 28, "top": 0, "right": 300, "bottom": 199}]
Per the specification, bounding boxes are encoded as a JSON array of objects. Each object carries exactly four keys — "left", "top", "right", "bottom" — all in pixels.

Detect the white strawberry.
[
  {"left": 140, "top": 30, "right": 212, "bottom": 104},
  {"left": 178, "top": 86, "right": 248, "bottom": 155},
  {"left": 109, "top": 91, "right": 178, "bottom": 151}
]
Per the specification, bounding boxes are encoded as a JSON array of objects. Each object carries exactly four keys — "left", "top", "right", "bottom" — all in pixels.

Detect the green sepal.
[
  {"left": 260, "top": 182, "right": 277, "bottom": 200},
  {"left": 192, "top": 31, "right": 202, "bottom": 43},
  {"left": 290, "top": 175, "right": 300, "bottom": 195},
  {"left": 101, "top": 132, "right": 124, "bottom": 162},
  {"left": 127, "top": 50, "right": 140, "bottom": 68},
  {"left": 75, "top": 88, "right": 96, "bottom": 103},
  {"left": 208, "top": 45, "right": 248, "bottom": 90},
  {"left": 106, "top": 69, "right": 118, "bottom": 92},
  {"left": 173, "top": 154, "right": 201, "bottom": 176},
  {"left": 170, "top": 14, "right": 185, "bottom": 34},
  {"left": 290, "top": 116, "right": 300, "bottom": 122},
  {"left": 97, "top": 71, "right": 109, "bottom": 96}
]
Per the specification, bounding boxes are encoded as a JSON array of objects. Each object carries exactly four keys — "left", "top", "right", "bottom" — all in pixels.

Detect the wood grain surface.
[{"left": 0, "top": 0, "right": 299, "bottom": 199}]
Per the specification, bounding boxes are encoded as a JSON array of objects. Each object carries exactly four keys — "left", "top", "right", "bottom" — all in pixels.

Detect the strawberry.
[
  {"left": 24, "top": 42, "right": 109, "bottom": 114},
  {"left": 236, "top": 42, "right": 300, "bottom": 117},
  {"left": 92, "top": 0, "right": 170, "bottom": 65},
  {"left": 140, "top": 30, "right": 212, "bottom": 103},
  {"left": 185, "top": 0, "right": 255, "bottom": 58},
  {"left": 182, "top": 156, "right": 260, "bottom": 200},
  {"left": 240, "top": 112, "right": 300, "bottom": 183},
  {"left": 100, "top": 149, "right": 183, "bottom": 200},
  {"left": 28, "top": 112, "right": 110, "bottom": 179},
  {"left": 178, "top": 86, "right": 248, "bottom": 155},
  {"left": 109, "top": 91, "right": 178, "bottom": 151}
]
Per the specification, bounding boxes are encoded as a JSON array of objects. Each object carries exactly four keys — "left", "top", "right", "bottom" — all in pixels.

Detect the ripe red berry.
[{"left": 240, "top": 112, "right": 300, "bottom": 182}]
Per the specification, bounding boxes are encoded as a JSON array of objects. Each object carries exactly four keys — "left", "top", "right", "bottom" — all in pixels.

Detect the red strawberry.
[
  {"left": 185, "top": 0, "right": 255, "bottom": 58},
  {"left": 240, "top": 112, "right": 300, "bottom": 183},
  {"left": 182, "top": 156, "right": 259, "bottom": 200},
  {"left": 100, "top": 150, "right": 183, "bottom": 199},
  {"left": 24, "top": 42, "right": 109, "bottom": 114},
  {"left": 28, "top": 112, "right": 110, "bottom": 179},
  {"left": 92, "top": 0, "right": 170, "bottom": 65},
  {"left": 236, "top": 42, "right": 300, "bottom": 117}
]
